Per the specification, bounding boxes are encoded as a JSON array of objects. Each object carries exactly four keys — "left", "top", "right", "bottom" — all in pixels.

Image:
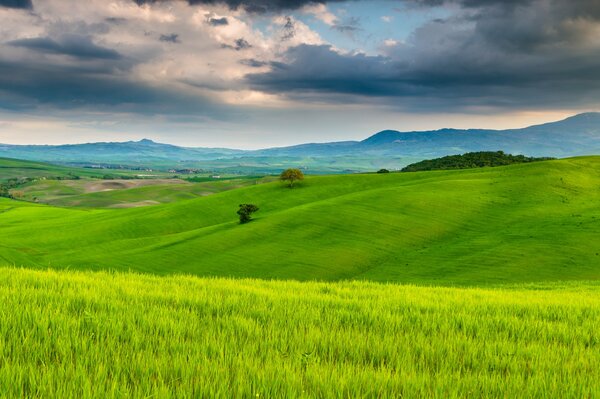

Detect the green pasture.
[
  {"left": 0, "top": 157, "right": 598, "bottom": 285},
  {"left": 15, "top": 176, "right": 275, "bottom": 208}
]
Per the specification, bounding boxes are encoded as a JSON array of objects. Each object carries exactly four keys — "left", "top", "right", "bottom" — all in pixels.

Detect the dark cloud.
[
  {"left": 105, "top": 17, "right": 128, "bottom": 24},
  {"left": 222, "top": 38, "right": 252, "bottom": 51},
  {"left": 247, "top": 45, "right": 396, "bottom": 96},
  {"left": 8, "top": 35, "right": 122, "bottom": 60},
  {"left": 240, "top": 59, "right": 268, "bottom": 68},
  {"left": 133, "top": 0, "right": 352, "bottom": 12},
  {"left": 0, "top": 58, "right": 231, "bottom": 119},
  {"left": 242, "top": 0, "right": 600, "bottom": 111},
  {"left": 246, "top": 23, "right": 600, "bottom": 111},
  {"left": 208, "top": 16, "right": 229, "bottom": 26},
  {"left": 281, "top": 16, "right": 296, "bottom": 41},
  {"left": 332, "top": 16, "right": 361, "bottom": 35},
  {"left": 0, "top": 0, "right": 32, "bottom": 9},
  {"left": 160, "top": 33, "right": 181, "bottom": 43}
]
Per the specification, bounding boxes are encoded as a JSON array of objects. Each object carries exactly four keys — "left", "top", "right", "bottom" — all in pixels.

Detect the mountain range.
[{"left": 2, "top": 113, "right": 599, "bottom": 174}]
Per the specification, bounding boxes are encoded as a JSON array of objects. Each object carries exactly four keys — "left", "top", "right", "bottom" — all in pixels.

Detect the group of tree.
[
  {"left": 0, "top": 177, "right": 34, "bottom": 199},
  {"left": 401, "top": 151, "right": 554, "bottom": 172},
  {"left": 236, "top": 168, "right": 305, "bottom": 224}
]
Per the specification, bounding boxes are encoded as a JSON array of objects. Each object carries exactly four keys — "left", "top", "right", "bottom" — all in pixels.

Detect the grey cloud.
[
  {"left": 247, "top": 45, "right": 396, "bottom": 96},
  {"left": 332, "top": 16, "right": 361, "bottom": 35},
  {"left": 0, "top": 58, "right": 232, "bottom": 119},
  {"left": 222, "top": 38, "right": 252, "bottom": 50},
  {"left": 240, "top": 58, "right": 268, "bottom": 67},
  {"left": 243, "top": 0, "right": 600, "bottom": 111},
  {"left": 133, "top": 0, "right": 353, "bottom": 12},
  {"left": 106, "top": 17, "right": 128, "bottom": 24},
  {"left": 160, "top": 33, "right": 181, "bottom": 43},
  {"left": 0, "top": 0, "right": 31, "bottom": 9},
  {"left": 281, "top": 16, "right": 295, "bottom": 41},
  {"left": 8, "top": 35, "right": 122, "bottom": 60},
  {"left": 246, "top": 30, "right": 600, "bottom": 111},
  {"left": 208, "top": 16, "right": 229, "bottom": 26}
]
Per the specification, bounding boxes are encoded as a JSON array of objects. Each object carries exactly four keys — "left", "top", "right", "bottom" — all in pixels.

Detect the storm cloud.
[
  {"left": 1, "top": 0, "right": 600, "bottom": 146},
  {"left": 9, "top": 35, "right": 122, "bottom": 59},
  {"left": 133, "top": 0, "right": 352, "bottom": 12},
  {"left": 0, "top": 0, "right": 32, "bottom": 9},
  {"left": 246, "top": 0, "right": 600, "bottom": 110}
]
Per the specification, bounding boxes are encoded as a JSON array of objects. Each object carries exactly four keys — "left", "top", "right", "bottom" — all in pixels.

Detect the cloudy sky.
[{"left": 0, "top": 0, "right": 599, "bottom": 148}]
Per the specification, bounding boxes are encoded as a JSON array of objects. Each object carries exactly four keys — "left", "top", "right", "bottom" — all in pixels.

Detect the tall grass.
[{"left": 1, "top": 267, "right": 599, "bottom": 398}]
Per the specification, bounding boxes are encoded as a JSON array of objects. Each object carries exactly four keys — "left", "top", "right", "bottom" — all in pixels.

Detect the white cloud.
[{"left": 302, "top": 3, "right": 338, "bottom": 26}]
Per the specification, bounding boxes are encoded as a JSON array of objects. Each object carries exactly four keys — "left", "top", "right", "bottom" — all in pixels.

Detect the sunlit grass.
[{"left": 1, "top": 267, "right": 599, "bottom": 398}]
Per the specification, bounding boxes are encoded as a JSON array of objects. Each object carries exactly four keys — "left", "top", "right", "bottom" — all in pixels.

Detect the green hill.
[
  {"left": 1, "top": 267, "right": 599, "bottom": 398},
  {"left": 0, "top": 157, "right": 598, "bottom": 285},
  {"left": 0, "top": 157, "right": 141, "bottom": 182}
]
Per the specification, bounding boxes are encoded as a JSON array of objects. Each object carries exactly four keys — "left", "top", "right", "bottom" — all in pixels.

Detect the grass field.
[
  {"left": 1, "top": 267, "right": 598, "bottom": 398},
  {"left": 0, "top": 157, "right": 157, "bottom": 182},
  {"left": 0, "top": 156, "right": 598, "bottom": 285},
  {"left": 15, "top": 176, "right": 275, "bottom": 208}
]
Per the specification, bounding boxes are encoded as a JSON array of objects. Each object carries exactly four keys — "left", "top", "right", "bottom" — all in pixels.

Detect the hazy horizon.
[{"left": 1, "top": 111, "right": 595, "bottom": 150}]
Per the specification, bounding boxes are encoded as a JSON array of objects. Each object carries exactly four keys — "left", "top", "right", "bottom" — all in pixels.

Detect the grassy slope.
[
  {"left": 0, "top": 157, "right": 143, "bottom": 182},
  {"left": 0, "top": 157, "right": 598, "bottom": 285},
  {"left": 1, "top": 267, "right": 599, "bottom": 398}
]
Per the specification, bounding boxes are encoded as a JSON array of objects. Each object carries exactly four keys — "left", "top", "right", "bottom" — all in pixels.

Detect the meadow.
[
  {"left": 15, "top": 175, "right": 275, "bottom": 208},
  {"left": 1, "top": 267, "right": 599, "bottom": 398},
  {"left": 0, "top": 156, "right": 598, "bottom": 285},
  {"left": 0, "top": 157, "right": 156, "bottom": 182}
]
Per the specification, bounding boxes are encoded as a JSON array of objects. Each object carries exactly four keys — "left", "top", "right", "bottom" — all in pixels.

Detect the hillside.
[
  {"left": 1, "top": 267, "right": 598, "bottom": 397},
  {"left": 1, "top": 113, "right": 599, "bottom": 173},
  {"left": 0, "top": 157, "right": 138, "bottom": 182},
  {"left": 0, "top": 157, "right": 598, "bottom": 285}
]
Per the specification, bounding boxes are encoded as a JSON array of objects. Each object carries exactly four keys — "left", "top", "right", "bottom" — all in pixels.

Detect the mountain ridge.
[{"left": 1, "top": 112, "right": 599, "bottom": 173}]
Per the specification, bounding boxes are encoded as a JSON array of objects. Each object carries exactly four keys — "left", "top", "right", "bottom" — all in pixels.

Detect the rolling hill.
[
  {"left": 0, "top": 157, "right": 140, "bottom": 182},
  {"left": 0, "top": 156, "right": 598, "bottom": 285},
  {"left": 1, "top": 113, "right": 599, "bottom": 173}
]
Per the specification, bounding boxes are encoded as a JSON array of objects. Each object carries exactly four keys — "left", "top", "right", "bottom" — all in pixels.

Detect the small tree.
[
  {"left": 237, "top": 204, "right": 259, "bottom": 224},
  {"left": 280, "top": 168, "right": 304, "bottom": 188},
  {"left": 377, "top": 169, "right": 390, "bottom": 174}
]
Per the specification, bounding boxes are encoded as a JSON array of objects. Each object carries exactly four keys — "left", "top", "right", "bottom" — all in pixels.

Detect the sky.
[{"left": 0, "top": 0, "right": 599, "bottom": 149}]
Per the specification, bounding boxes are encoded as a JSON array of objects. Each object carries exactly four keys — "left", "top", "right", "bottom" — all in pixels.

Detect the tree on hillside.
[
  {"left": 280, "top": 168, "right": 304, "bottom": 188},
  {"left": 237, "top": 204, "right": 259, "bottom": 224},
  {"left": 377, "top": 169, "right": 390, "bottom": 174}
]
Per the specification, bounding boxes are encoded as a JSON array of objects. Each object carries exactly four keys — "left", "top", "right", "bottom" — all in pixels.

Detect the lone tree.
[
  {"left": 377, "top": 168, "right": 390, "bottom": 174},
  {"left": 280, "top": 168, "right": 304, "bottom": 188},
  {"left": 237, "top": 204, "right": 259, "bottom": 224}
]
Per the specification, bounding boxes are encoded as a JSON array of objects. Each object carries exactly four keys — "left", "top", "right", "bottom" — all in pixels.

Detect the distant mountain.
[
  {"left": 1, "top": 113, "right": 599, "bottom": 173},
  {"left": 359, "top": 113, "right": 600, "bottom": 158},
  {"left": 0, "top": 139, "right": 245, "bottom": 164}
]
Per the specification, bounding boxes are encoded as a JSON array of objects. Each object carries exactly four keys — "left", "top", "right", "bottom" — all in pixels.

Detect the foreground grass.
[{"left": 1, "top": 267, "right": 599, "bottom": 398}]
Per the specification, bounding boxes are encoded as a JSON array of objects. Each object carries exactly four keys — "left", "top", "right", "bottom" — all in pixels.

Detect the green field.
[
  {"left": 0, "top": 156, "right": 598, "bottom": 285},
  {"left": 14, "top": 176, "right": 275, "bottom": 208},
  {"left": 0, "top": 157, "right": 156, "bottom": 182},
  {"left": 1, "top": 156, "right": 599, "bottom": 397},
  {"left": 1, "top": 267, "right": 599, "bottom": 398}
]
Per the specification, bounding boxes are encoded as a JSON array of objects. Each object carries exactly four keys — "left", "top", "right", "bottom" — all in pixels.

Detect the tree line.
[{"left": 401, "top": 151, "right": 554, "bottom": 172}]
